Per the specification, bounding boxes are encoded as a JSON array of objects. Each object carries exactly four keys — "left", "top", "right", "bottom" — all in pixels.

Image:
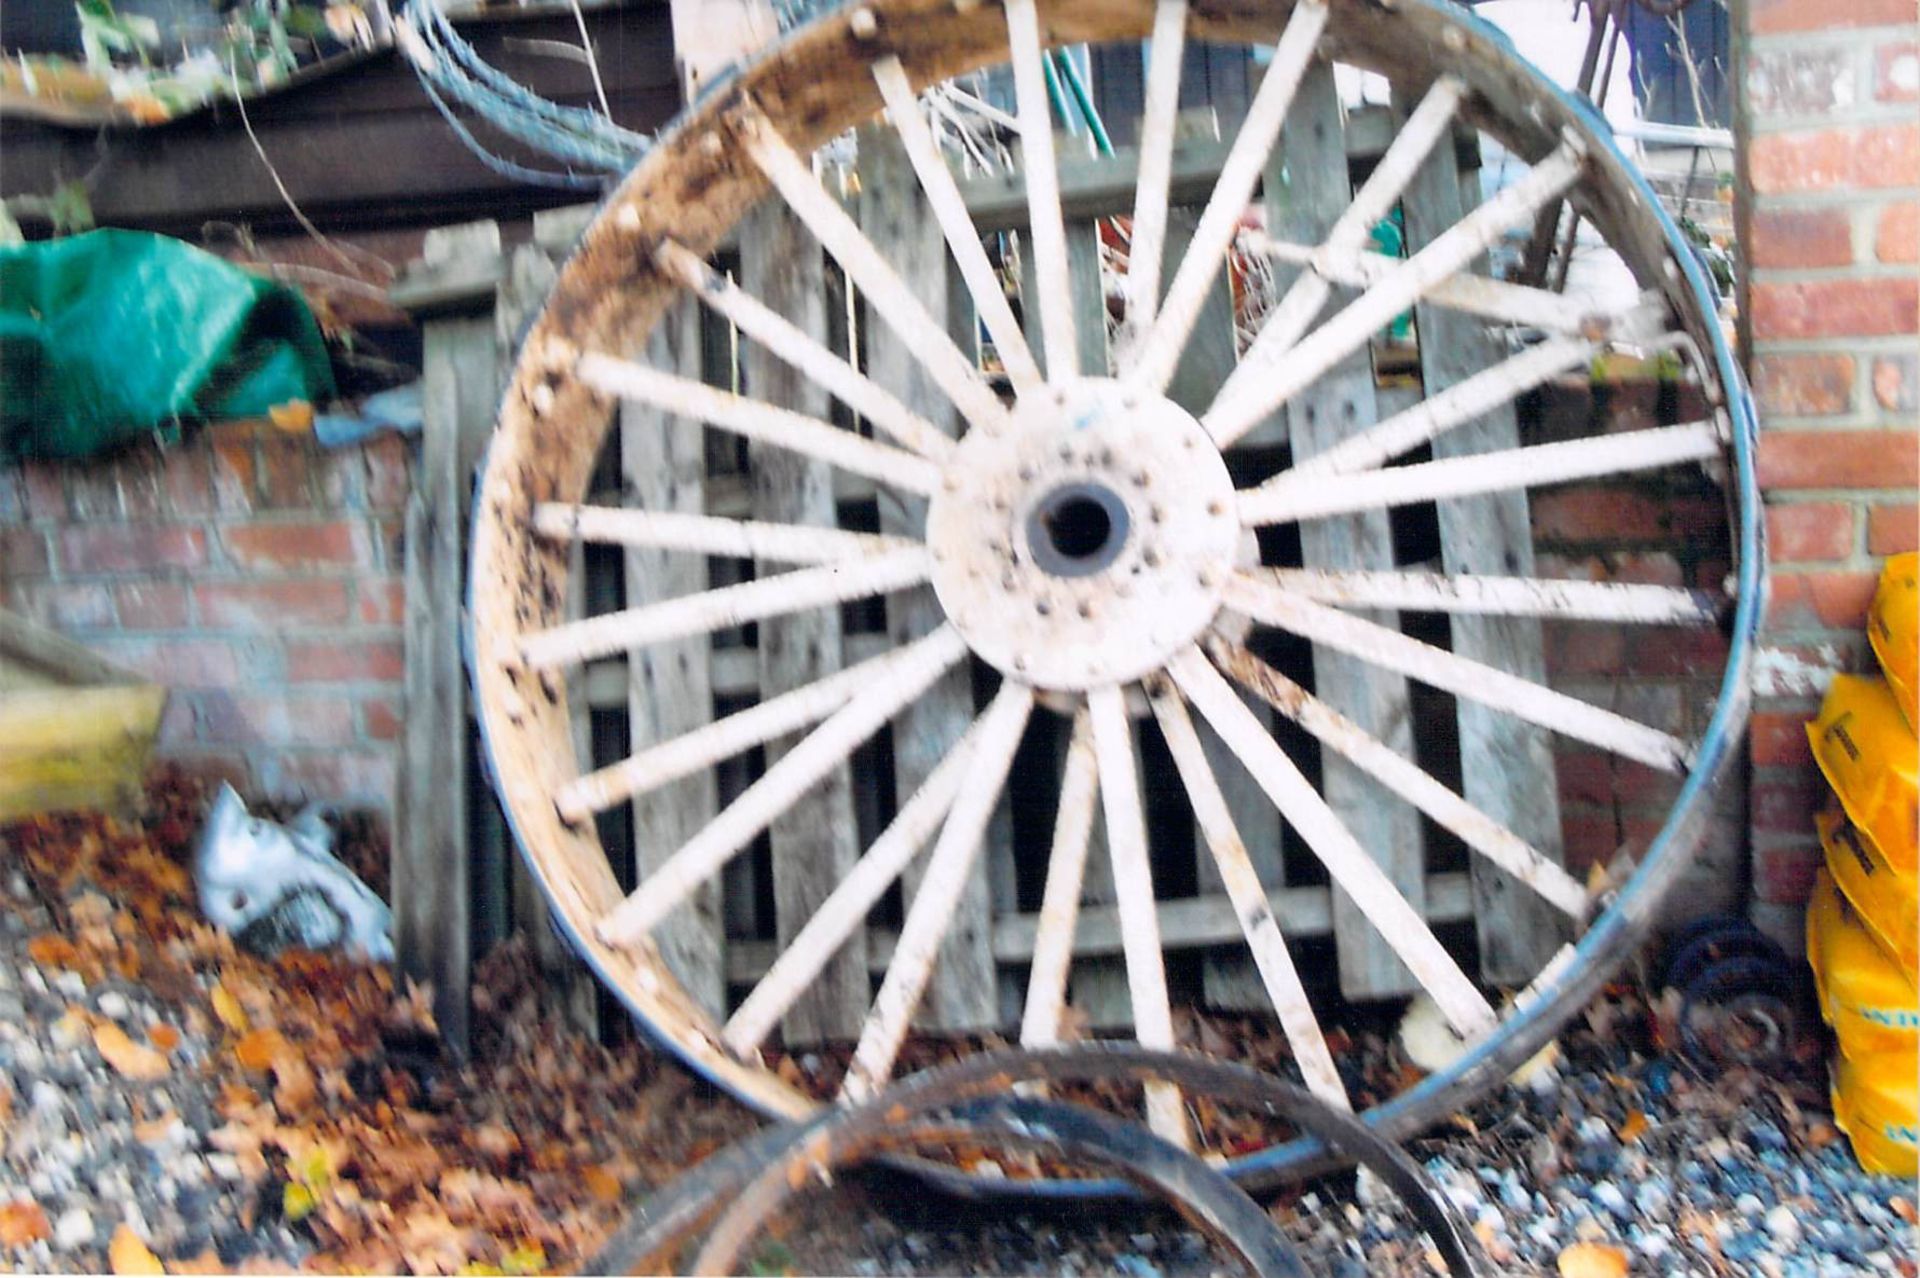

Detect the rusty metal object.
[{"left": 590, "top": 1045, "right": 1481, "bottom": 1277}]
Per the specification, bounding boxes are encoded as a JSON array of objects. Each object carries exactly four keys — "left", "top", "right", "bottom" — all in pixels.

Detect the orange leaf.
[
  {"left": 233, "top": 1028, "right": 288, "bottom": 1072},
  {"left": 26, "top": 935, "right": 80, "bottom": 968},
  {"left": 109, "top": 1224, "right": 167, "bottom": 1275},
  {"left": 1557, "top": 1242, "right": 1630, "bottom": 1278},
  {"left": 582, "top": 1166, "right": 622, "bottom": 1204},
  {"left": 0, "top": 1201, "right": 51, "bottom": 1247},
  {"left": 1615, "top": 1110, "right": 1649, "bottom": 1143},
  {"left": 95, "top": 1023, "right": 170, "bottom": 1081},
  {"left": 148, "top": 1024, "right": 181, "bottom": 1054}
]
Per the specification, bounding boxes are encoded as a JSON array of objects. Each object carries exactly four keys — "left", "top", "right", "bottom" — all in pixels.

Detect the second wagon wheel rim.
[{"left": 470, "top": 0, "right": 1760, "bottom": 1192}]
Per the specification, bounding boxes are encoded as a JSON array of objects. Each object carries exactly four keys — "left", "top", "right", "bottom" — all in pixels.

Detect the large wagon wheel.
[{"left": 471, "top": 0, "right": 1759, "bottom": 1189}]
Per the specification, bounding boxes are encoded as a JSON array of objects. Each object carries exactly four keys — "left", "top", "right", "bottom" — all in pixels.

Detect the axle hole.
[
  {"left": 1028, "top": 483, "right": 1130, "bottom": 578},
  {"left": 1046, "top": 495, "right": 1112, "bottom": 560}
]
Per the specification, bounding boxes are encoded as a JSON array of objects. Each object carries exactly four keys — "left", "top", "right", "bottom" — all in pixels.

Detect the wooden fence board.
[
  {"left": 1264, "top": 65, "right": 1426, "bottom": 1001},
  {"left": 397, "top": 221, "right": 500, "bottom": 1057},
  {"left": 1146, "top": 207, "right": 1289, "bottom": 1013},
  {"left": 856, "top": 123, "right": 998, "bottom": 1031},
  {"left": 1397, "top": 98, "right": 1569, "bottom": 984},
  {"left": 739, "top": 200, "right": 869, "bottom": 1044},
  {"left": 620, "top": 295, "right": 729, "bottom": 1017}
]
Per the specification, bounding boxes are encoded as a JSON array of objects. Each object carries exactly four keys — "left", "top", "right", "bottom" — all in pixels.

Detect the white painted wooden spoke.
[
  {"left": 1276, "top": 336, "right": 1597, "bottom": 480},
  {"left": 1226, "top": 75, "right": 1468, "bottom": 383},
  {"left": 577, "top": 353, "right": 942, "bottom": 496},
  {"left": 533, "top": 503, "right": 920, "bottom": 566},
  {"left": 556, "top": 640, "right": 930, "bottom": 822},
  {"left": 1128, "top": 0, "right": 1327, "bottom": 393},
  {"left": 520, "top": 545, "right": 931, "bottom": 671},
  {"left": 870, "top": 57, "right": 1044, "bottom": 395},
  {"left": 1238, "top": 420, "right": 1722, "bottom": 526},
  {"left": 1245, "top": 232, "right": 1607, "bottom": 336},
  {"left": 1019, "top": 707, "right": 1100, "bottom": 1049},
  {"left": 1204, "top": 639, "right": 1591, "bottom": 919},
  {"left": 1146, "top": 679, "right": 1349, "bottom": 1108},
  {"left": 1002, "top": 0, "right": 1078, "bottom": 378},
  {"left": 1118, "top": 0, "right": 1189, "bottom": 347},
  {"left": 1242, "top": 567, "right": 1718, "bottom": 626},
  {"left": 723, "top": 713, "right": 987, "bottom": 1053},
  {"left": 1089, "top": 685, "right": 1191, "bottom": 1147},
  {"left": 1168, "top": 647, "right": 1500, "bottom": 1038},
  {"left": 1223, "top": 577, "right": 1693, "bottom": 774},
  {"left": 841, "top": 681, "right": 1035, "bottom": 1104},
  {"left": 733, "top": 102, "right": 1013, "bottom": 436},
  {"left": 1207, "top": 142, "right": 1585, "bottom": 446},
  {"left": 653, "top": 240, "right": 958, "bottom": 462},
  {"left": 597, "top": 626, "right": 968, "bottom": 947}
]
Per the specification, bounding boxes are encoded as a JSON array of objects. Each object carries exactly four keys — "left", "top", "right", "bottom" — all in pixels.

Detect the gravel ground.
[{"left": 1, "top": 790, "right": 1914, "bottom": 1276}]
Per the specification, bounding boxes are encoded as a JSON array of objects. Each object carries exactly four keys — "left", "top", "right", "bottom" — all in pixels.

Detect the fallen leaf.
[
  {"left": 26, "top": 934, "right": 80, "bottom": 968},
  {"left": 581, "top": 1165, "right": 622, "bottom": 1204},
  {"left": 0, "top": 1201, "right": 51, "bottom": 1247},
  {"left": 211, "top": 986, "right": 249, "bottom": 1034},
  {"left": 95, "top": 1022, "right": 171, "bottom": 1081},
  {"left": 148, "top": 1023, "right": 181, "bottom": 1053},
  {"left": 501, "top": 1244, "right": 546, "bottom": 1275},
  {"left": 234, "top": 1028, "right": 288, "bottom": 1072},
  {"left": 283, "top": 1181, "right": 318, "bottom": 1224},
  {"left": 1557, "top": 1241, "right": 1629, "bottom": 1278},
  {"left": 109, "top": 1224, "right": 167, "bottom": 1274},
  {"left": 1615, "top": 1109, "right": 1649, "bottom": 1143}
]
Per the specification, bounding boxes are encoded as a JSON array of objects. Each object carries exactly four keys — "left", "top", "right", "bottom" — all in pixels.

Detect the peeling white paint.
[{"left": 1751, "top": 644, "right": 1845, "bottom": 698}]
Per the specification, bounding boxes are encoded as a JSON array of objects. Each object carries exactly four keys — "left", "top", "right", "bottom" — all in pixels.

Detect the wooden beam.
[
  {"left": 955, "top": 106, "right": 1475, "bottom": 232},
  {"left": 1397, "top": 109, "right": 1571, "bottom": 981},
  {"left": 856, "top": 121, "right": 998, "bottom": 1031},
  {"left": 740, "top": 199, "right": 871, "bottom": 1046},
  {"left": 620, "top": 296, "right": 726, "bottom": 1015},
  {"left": 722, "top": 872, "right": 1478, "bottom": 983},
  {"left": 396, "top": 221, "right": 502, "bottom": 1057},
  {"left": 1263, "top": 64, "right": 1427, "bottom": 1001}
]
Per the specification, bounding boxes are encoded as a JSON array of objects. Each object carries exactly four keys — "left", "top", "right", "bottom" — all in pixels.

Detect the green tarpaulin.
[{"left": 0, "top": 229, "right": 335, "bottom": 462}]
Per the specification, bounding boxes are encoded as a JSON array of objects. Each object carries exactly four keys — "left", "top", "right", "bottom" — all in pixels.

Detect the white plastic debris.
[{"left": 194, "top": 783, "right": 393, "bottom": 962}]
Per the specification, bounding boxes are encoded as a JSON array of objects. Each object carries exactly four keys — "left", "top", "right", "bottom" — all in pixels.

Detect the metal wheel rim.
[{"left": 467, "top": 0, "right": 1763, "bottom": 1196}]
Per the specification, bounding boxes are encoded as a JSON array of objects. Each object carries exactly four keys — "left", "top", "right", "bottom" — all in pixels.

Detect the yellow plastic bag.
[
  {"left": 1806, "top": 867, "right": 1918, "bottom": 1060},
  {"left": 1869, "top": 552, "right": 1918, "bottom": 732},
  {"left": 1808, "top": 674, "right": 1918, "bottom": 878},
  {"left": 1832, "top": 1049, "right": 1919, "bottom": 1178},
  {"left": 1820, "top": 810, "right": 1919, "bottom": 981}
]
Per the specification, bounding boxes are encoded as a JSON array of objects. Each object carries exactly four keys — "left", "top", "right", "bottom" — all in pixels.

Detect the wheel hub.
[{"left": 926, "top": 378, "right": 1239, "bottom": 691}]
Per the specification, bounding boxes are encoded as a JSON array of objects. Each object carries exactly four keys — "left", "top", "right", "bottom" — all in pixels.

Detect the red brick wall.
[
  {"left": 1, "top": 424, "right": 412, "bottom": 813},
  {"left": 1738, "top": 2, "right": 1919, "bottom": 946}
]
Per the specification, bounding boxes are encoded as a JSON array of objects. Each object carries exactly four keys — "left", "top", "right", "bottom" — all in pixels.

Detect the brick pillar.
[{"left": 1738, "top": 0, "right": 1919, "bottom": 949}]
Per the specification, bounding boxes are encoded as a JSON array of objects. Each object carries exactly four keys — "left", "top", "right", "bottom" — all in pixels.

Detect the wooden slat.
[
  {"left": 954, "top": 106, "right": 1473, "bottom": 232},
  {"left": 1398, "top": 109, "right": 1570, "bottom": 981},
  {"left": 857, "top": 121, "right": 997, "bottom": 1031},
  {"left": 723, "top": 872, "right": 1477, "bottom": 982},
  {"left": 1150, "top": 205, "right": 1289, "bottom": 1010},
  {"left": 1262, "top": 64, "right": 1426, "bottom": 1000},
  {"left": 397, "top": 221, "right": 500, "bottom": 1056},
  {"left": 740, "top": 199, "right": 869, "bottom": 1045},
  {"left": 620, "top": 295, "right": 726, "bottom": 1015}
]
